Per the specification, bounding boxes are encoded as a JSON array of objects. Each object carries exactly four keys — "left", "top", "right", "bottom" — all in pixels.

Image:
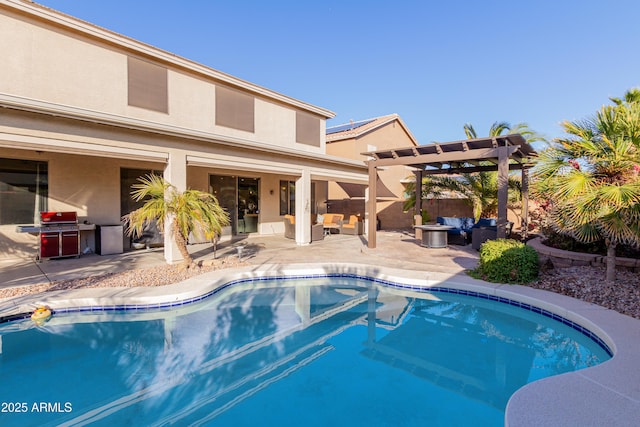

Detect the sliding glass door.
[{"left": 210, "top": 175, "right": 259, "bottom": 235}]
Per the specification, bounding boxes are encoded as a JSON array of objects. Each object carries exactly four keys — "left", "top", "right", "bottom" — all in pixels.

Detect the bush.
[{"left": 470, "top": 239, "right": 539, "bottom": 284}]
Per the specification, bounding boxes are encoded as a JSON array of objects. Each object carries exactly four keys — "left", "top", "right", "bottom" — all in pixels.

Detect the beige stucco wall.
[
  {"left": 0, "top": 8, "right": 325, "bottom": 155},
  {"left": 326, "top": 120, "right": 416, "bottom": 229}
]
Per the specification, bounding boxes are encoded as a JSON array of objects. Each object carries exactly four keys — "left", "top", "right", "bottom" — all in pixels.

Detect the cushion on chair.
[
  {"left": 342, "top": 215, "right": 358, "bottom": 229},
  {"left": 473, "top": 218, "right": 497, "bottom": 228},
  {"left": 322, "top": 213, "right": 344, "bottom": 225}
]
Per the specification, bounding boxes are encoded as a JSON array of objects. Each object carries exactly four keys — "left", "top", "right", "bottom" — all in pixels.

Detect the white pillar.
[
  {"left": 366, "top": 161, "right": 377, "bottom": 248},
  {"left": 295, "top": 169, "right": 311, "bottom": 245},
  {"left": 163, "top": 151, "right": 187, "bottom": 263}
]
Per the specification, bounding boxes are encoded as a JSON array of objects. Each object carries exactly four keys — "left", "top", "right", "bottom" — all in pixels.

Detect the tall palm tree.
[
  {"left": 463, "top": 121, "right": 511, "bottom": 139},
  {"left": 532, "top": 90, "right": 640, "bottom": 282},
  {"left": 122, "top": 174, "right": 230, "bottom": 267}
]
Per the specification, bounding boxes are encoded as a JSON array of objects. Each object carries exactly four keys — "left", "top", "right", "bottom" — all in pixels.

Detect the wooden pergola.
[{"left": 363, "top": 134, "right": 537, "bottom": 248}]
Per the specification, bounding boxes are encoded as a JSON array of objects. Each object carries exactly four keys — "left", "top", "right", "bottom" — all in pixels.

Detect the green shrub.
[{"left": 470, "top": 239, "right": 539, "bottom": 284}]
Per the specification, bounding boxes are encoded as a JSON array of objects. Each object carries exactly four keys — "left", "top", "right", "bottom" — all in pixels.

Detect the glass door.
[
  {"left": 210, "top": 175, "right": 259, "bottom": 235},
  {"left": 238, "top": 177, "right": 259, "bottom": 233},
  {"left": 210, "top": 175, "right": 238, "bottom": 236}
]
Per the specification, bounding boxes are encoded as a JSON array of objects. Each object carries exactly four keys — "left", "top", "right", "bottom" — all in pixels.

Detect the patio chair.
[
  {"left": 283, "top": 215, "right": 324, "bottom": 241},
  {"left": 340, "top": 215, "right": 363, "bottom": 235}
]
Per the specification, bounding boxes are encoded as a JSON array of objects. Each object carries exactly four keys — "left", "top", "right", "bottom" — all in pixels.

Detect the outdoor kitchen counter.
[{"left": 15, "top": 223, "right": 96, "bottom": 233}]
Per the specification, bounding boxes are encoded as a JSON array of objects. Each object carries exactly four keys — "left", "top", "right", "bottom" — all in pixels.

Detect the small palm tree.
[
  {"left": 532, "top": 90, "right": 640, "bottom": 282},
  {"left": 122, "top": 174, "right": 230, "bottom": 267}
]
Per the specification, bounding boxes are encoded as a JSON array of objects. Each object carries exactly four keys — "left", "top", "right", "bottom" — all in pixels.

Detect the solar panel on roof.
[{"left": 326, "top": 118, "right": 376, "bottom": 135}]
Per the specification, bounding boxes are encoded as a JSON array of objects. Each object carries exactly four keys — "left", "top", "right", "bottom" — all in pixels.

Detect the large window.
[
  {"left": 215, "top": 86, "right": 255, "bottom": 132},
  {"left": 0, "top": 158, "right": 47, "bottom": 225},
  {"left": 127, "top": 56, "right": 168, "bottom": 113},
  {"left": 279, "top": 180, "right": 316, "bottom": 216}
]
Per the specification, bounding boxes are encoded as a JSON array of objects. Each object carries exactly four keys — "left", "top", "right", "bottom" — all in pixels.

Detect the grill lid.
[{"left": 40, "top": 211, "right": 78, "bottom": 225}]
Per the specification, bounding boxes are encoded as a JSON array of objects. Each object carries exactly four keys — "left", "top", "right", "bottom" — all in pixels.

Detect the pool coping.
[{"left": 1, "top": 262, "right": 639, "bottom": 425}]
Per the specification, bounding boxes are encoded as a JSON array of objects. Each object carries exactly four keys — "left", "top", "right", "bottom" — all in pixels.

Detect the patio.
[{"left": 0, "top": 226, "right": 479, "bottom": 291}]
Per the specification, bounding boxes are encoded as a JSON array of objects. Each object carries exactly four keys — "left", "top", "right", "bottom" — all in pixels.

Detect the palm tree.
[
  {"left": 532, "top": 90, "right": 640, "bottom": 282},
  {"left": 122, "top": 174, "right": 230, "bottom": 267},
  {"left": 463, "top": 121, "right": 511, "bottom": 139}
]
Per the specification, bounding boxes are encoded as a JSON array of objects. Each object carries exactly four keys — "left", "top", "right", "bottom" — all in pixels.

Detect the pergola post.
[
  {"left": 414, "top": 170, "right": 423, "bottom": 239},
  {"left": 367, "top": 160, "right": 377, "bottom": 248},
  {"left": 497, "top": 145, "right": 509, "bottom": 239},
  {"left": 521, "top": 166, "right": 530, "bottom": 240}
]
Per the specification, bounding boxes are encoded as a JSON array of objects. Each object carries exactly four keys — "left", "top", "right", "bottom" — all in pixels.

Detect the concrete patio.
[{"left": 0, "top": 226, "right": 479, "bottom": 290}]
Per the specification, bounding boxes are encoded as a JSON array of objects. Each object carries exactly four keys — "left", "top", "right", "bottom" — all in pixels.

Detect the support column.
[
  {"left": 521, "top": 166, "right": 530, "bottom": 240},
  {"left": 367, "top": 161, "right": 377, "bottom": 248},
  {"left": 295, "top": 169, "right": 311, "bottom": 245},
  {"left": 497, "top": 146, "right": 509, "bottom": 239},
  {"left": 415, "top": 170, "right": 423, "bottom": 217},
  {"left": 414, "top": 170, "right": 423, "bottom": 240},
  {"left": 163, "top": 151, "right": 187, "bottom": 263}
]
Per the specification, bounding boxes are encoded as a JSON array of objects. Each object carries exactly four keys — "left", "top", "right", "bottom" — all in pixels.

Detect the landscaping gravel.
[
  {"left": 1, "top": 258, "right": 638, "bottom": 320},
  {"left": 530, "top": 266, "right": 640, "bottom": 319}
]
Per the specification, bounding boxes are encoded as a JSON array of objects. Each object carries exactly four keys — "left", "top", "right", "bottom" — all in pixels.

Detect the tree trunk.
[
  {"left": 605, "top": 239, "right": 617, "bottom": 283},
  {"left": 172, "top": 219, "right": 193, "bottom": 267}
]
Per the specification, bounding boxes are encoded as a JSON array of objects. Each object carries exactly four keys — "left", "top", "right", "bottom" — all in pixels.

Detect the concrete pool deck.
[{"left": 1, "top": 229, "right": 639, "bottom": 426}]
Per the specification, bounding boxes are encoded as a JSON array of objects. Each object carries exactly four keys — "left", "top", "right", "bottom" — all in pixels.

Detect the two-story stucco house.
[{"left": 0, "top": 0, "right": 368, "bottom": 263}]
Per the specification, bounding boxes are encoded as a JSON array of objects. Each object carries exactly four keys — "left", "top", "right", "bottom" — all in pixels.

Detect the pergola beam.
[
  {"left": 421, "top": 162, "right": 532, "bottom": 175},
  {"left": 370, "top": 146, "right": 517, "bottom": 168}
]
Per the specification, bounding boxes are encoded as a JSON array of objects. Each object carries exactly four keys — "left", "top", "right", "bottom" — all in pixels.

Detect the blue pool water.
[{"left": 0, "top": 276, "right": 610, "bottom": 426}]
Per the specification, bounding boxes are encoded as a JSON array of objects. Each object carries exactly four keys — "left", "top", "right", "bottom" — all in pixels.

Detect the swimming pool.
[{"left": 0, "top": 275, "right": 611, "bottom": 426}]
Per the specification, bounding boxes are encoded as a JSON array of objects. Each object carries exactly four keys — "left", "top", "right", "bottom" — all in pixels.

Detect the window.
[
  {"left": 0, "top": 158, "right": 48, "bottom": 224},
  {"left": 279, "top": 180, "right": 316, "bottom": 216},
  {"left": 296, "top": 111, "right": 321, "bottom": 147},
  {"left": 279, "top": 180, "right": 296, "bottom": 216},
  {"left": 215, "top": 85, "right": 255, "bottom": 132},
  {"left": 127, "top": 57, "right": 168, "bottom": 113}
]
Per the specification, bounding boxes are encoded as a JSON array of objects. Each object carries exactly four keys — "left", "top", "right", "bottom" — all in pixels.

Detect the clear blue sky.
[{"left": 37, "top": 0, "right": 640, "bottom": 147}]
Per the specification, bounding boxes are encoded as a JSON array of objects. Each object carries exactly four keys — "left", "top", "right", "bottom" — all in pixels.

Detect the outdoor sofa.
[
  {"left": 436, "top": 216, "right": 475, "bottom": 245},
  {"left": 317, "top": 213, "right": 344, "bottom": 235}
]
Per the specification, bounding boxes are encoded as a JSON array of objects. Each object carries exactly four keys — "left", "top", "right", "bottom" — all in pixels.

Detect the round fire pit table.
[{"left": 414, "top": 224, "right": 456, "bottom": 248}]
